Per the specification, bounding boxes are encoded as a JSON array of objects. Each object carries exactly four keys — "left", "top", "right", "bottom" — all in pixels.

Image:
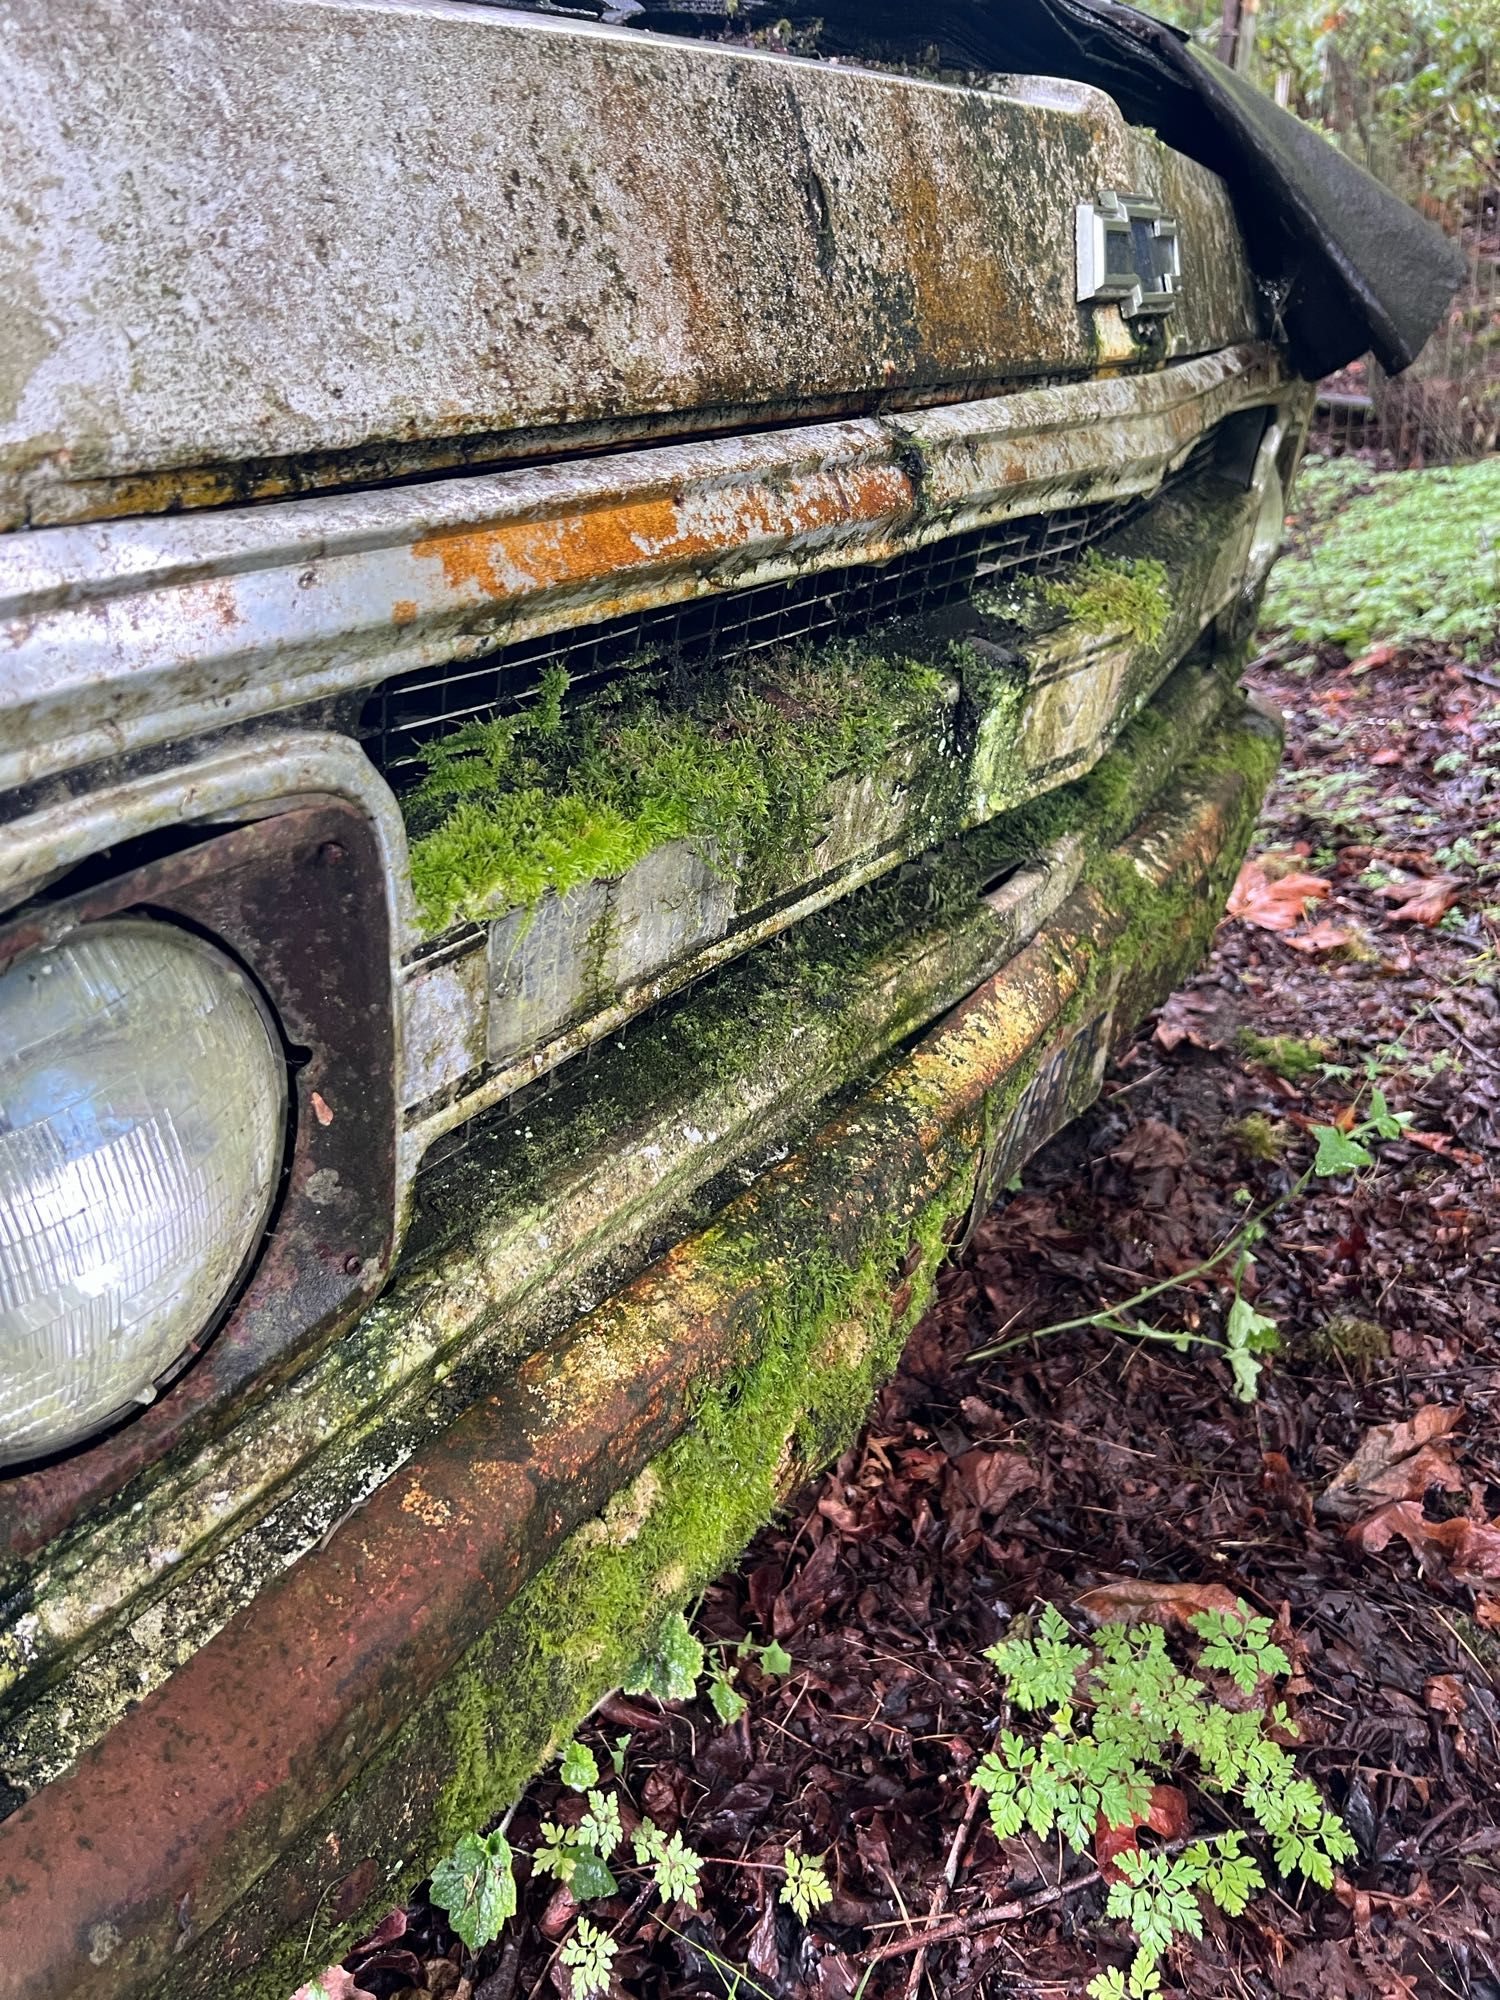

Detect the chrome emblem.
[{"left": 1076, "top": 192, "right": 1182, "bottom": 319}]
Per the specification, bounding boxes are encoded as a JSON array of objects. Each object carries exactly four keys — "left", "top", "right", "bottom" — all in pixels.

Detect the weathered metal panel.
[
  {"left": 402, "top": 441, "right": 1275, "bottom": 1135},
  {"left": 0, "top": 690, "right": 1278, "bottom": 2000},
  {"left": 0, "top": 656, "right": 1236, "bottom": 1782},
  {"left": 0, "top": 2, "right": 1259, "bottom": 529},
  {"left": 0, "top": 347, "right": 1283, "bottom": 803}
]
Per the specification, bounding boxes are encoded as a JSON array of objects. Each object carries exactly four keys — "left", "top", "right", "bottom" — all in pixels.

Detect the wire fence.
[{"left": 1246, "top": 4, "right": 1499, "bottom": 465}]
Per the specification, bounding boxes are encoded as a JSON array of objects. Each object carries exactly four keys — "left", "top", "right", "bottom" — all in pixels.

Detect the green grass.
[{"left": 1264, "top": 456, "right": 1500, "bottom": 656}]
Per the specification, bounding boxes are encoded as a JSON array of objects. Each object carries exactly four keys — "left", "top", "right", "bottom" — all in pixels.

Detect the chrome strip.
[{"left": 0, "top": 346, "right": 1283, "bottom": 797}]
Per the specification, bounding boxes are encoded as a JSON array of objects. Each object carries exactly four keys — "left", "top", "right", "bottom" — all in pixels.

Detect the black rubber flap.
[{"left": 617, "top": 0, "right": 1466, "bottom": 381}]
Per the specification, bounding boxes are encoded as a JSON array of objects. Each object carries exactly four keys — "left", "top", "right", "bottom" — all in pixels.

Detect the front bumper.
[{"left": 0, "top": 666, "right": 1280, "bottom": 1999}]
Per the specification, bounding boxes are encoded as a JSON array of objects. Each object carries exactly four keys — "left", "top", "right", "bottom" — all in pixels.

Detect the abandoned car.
[{"left": 0, "top": 0, "right": 1461, "bottom": 1992}]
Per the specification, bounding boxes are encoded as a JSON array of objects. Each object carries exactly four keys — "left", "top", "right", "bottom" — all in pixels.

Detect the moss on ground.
[
  {"left": 1266, "top": 454, "right": 1500, "bottom": 656},
  {"left": 1236, "top": 1029, "right": 1333, "bottom": 1081}
]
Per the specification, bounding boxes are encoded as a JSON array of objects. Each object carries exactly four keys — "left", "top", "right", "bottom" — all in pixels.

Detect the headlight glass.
[{"left": 0, "top": 919, "right": 286, "bottom": 1465}]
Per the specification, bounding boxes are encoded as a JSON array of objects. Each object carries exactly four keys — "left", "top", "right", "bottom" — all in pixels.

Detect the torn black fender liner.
[{"left": 621, "top": 0, "right": 1465, "bottom": 381}]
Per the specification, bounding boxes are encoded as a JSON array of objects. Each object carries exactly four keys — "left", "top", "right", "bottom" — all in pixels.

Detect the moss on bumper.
[{"left": 155, "top": 689, "right": 1277, "bottom": 2000}]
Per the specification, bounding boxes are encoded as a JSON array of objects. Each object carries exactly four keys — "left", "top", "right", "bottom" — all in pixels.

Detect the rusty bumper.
[{"left": 0, "top": 688, "right": 1279, "bottom": 2000}]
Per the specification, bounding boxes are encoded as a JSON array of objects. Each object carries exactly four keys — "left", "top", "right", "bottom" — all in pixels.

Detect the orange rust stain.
[
  {"left": 391, "top": 599, "right": 418, "bottom": 627},
  {"left": 411, "top": 466, "right": 914, "bottom": 604}
]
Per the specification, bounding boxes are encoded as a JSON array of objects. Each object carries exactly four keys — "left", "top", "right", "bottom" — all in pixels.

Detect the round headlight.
[{"left": 0, "top": 919, "right": 286, "bottom": 1466}]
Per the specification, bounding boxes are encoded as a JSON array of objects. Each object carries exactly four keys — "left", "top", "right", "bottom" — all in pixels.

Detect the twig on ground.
[
  {"left": 902, "top": 1784, "right": 984, "bottom": 2000},
  {"left": 864, "top": 1865, "right": 1104, "bottom": 1967}
]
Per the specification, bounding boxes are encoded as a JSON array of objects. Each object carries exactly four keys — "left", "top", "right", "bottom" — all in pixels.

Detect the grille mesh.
[{"left": 359, "top": 496, "right": 1145, "bottom": 785}]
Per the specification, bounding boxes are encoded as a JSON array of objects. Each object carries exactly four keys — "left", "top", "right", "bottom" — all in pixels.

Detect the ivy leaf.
[
  {"left": 759, "top": 1639, "right": 793, "bottom": 1676},
  {"left": 1312, "top": 1124, "right": 1374, "bottom": 1176},
  {"left": 1364, "top": 1087, "right": 1409, "bottom": 1140},
  {"left": 708, "top": 1666, "right": 747, "bottom": 1725}
]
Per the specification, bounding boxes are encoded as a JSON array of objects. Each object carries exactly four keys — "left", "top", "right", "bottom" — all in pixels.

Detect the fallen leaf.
[
  {"left": 1388, "top": 877, "right": 1462, "bottom": 925},
  {"left": 1370, "top": 746, "right": 1404, "bottom": 765},
  {"left": 1284, "top": 919, "right": 1352, "bottom": 954},
  {"left": 1348, "top": 1503, "right": 1500, "bottom": 1582},
  {"left": 1110, "top": 1119, "right": 1189, "bottom": 1172},
  {"left": 1094, "top": 1783, "right": 1190, "bottom": 1881},
  {"left": 1474, "top": 1596, "right": 1500, "bottom": 1630},
  {"left": 946, "top": 1448, "right": 1036, "bottom": 1517},
  {"left": 1227, "top": 861, "right": 1331, "bottom": 933},
  {"left": 1153, "top": 989, "right": 1225, "bottom": 1052},
  {"left": 1318, "top": 1405, "right": 1463, "bottom": 1521},
  {"left": 1261, "top": 1451, "right": 1314, "bottom": 1527},
  {"left": 1074, "top": 1578, "right": 1246, "bottom": 1632},
  {"left": 1349, "top": 644, "right": 1397, "bottom": 674},
  {"left": 1424, "top": 1673, "right": 1468, "bottom": 1722},
  {"left": 292, "top": 1972, "right": 374, "bottom": 2000}
]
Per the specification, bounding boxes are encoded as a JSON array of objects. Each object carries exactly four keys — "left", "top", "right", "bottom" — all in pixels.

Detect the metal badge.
[{"left": 1076, "top": 192, "right": 1182, "bottom": 319}]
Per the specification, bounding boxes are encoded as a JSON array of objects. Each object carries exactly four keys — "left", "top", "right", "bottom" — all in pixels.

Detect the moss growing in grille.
[
  {"left": 403, "top": 641, "right": 957, "bottom": 933},
  {"left": 1039, "top": 550, "right": 1171, "bottom": 646}
]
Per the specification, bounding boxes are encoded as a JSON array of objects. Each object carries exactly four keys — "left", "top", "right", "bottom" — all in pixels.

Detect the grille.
[{"left": 359, "top": 494, "right": 1147, "bottom": 785}]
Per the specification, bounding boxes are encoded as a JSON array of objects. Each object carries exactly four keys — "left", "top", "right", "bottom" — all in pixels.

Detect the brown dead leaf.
[
  {"left": 1424, "top": 1673, "right": 1468, "bottom": 1722},
  {"left": 1380, "top": 873, "right": 1462, "bottom": 926},
  {"left": 1349, "top": 643, "right": 1397, "bottom": 674},
  {"left": 1227, "top": 861, "right": 1331, "bottom": 933},
  {"left": 1475, "top": 1596, "right": 1500, "bottom": 1630},
  {"left": 947, "top": 1448, "right": 1036, "bottom": 1517},
  {"left": 1317, "top": 1404, "right": 1464, "bottom": 1521},
  {"left": 1110, "top": 1119, "right": 1189, "bottom": 1173},
  {"left": 1074, "top": 1578, "right": 1246, "bottom": 1632},
  {"left": 1348, "top": 1503, "right": 1500, "bottom": 1582},
  {"left": 1094, "top": 1783, "right": 1190, "bottom": 1881},
  {"left": 1284, "top": 919, "right": 1352, "bottom": 955},
  {"left": 293, "top": 1973, "right": 375, "bottom": 2000},
  {"left": 1153, "top": 988, "right": 1225, "bottom": 1053}
]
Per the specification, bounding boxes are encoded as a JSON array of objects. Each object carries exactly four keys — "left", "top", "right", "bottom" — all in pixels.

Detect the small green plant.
[
  {"left": 707, "top": 1657, "right": 747, "bottom": 1723},
  {"left": 780, "top": 1848, "right": 834, "bottom": 1922},
  {"left": 428, "top": 1827, "right": 517, "bottom": 1951},
  {"left": 622, "top": 1609, "right": 706, "bottom": 1702},
  {"left": 971, "top": 1088, "right": 1406, "bottom": 1401},
  {"left": 633, "top": 1820, "right": 704, "bottom": 1906},
  {"left": 1234, "top": 1029, "right": 1332, "bottom": 1081},
  {"left": 976, "top": 1604, "right": 1353, "bottom": 1999},
  {"left": 559, "top": 1738, "right": 600, "bottom": 1791},
  {"left": 1224, "top": 1112, "right": 1287, "bottom": 1163},
  {"left": 559, "top": 1917, "right": 618, "bottom": 1998}
]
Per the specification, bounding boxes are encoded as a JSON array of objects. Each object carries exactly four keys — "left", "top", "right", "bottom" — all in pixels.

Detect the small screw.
[
  {"left": 343, "top": 1253, "right": 363, "bottom": 1276},
  {"left": 318, "top": 841, "right": 346, "bottom": 866}
]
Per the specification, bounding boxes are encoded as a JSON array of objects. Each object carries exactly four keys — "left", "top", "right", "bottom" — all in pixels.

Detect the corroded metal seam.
[
  {"left": 0, "top": 706, "right": 1273, "bottom": 2000},
  {"left": 0, "top": 345, "right": 1282, "bottom": 801}
]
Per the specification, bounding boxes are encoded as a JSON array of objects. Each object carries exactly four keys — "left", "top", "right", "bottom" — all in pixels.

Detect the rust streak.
[{"left": 411, "top": 466, "right": 914, "bottom": 603}]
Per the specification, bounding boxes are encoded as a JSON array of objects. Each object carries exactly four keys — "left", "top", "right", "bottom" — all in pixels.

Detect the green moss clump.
[
  {"left": 1225, "top": 1112, "right": 1290, "bottom": 1162},
  {"left": 1308, "top": 1313, "right": 1391, "bottom": 1374},
  {"left": 404, "top": 640, "right": 954, "bottom": 933},
  {"left": 1235, "top": 1029, "right": 1332, "bottom": 1081},
  {"left": 1040, "top": 551, "right": 1171, "bottom": 647}
]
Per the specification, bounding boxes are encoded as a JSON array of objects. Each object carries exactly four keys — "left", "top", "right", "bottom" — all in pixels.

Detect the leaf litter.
[{"left": 339, "top": 603, "right": 1500, "bottom": 1995}]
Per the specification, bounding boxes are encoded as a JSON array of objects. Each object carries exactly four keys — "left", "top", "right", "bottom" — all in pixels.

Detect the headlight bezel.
[{"left": 0, "top": 796, "right": 400, "bottom": 1508}]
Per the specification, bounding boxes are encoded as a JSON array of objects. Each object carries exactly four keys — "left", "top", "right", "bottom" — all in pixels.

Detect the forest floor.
[{"left": 327, "top": 464, "right": 1500, "bottom": 2000}]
